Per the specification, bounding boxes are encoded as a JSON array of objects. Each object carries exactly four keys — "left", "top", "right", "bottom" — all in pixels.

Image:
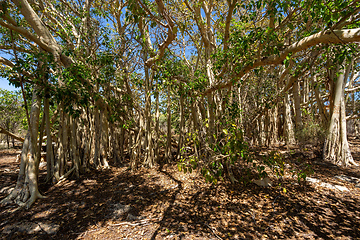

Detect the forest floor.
[{"left": 1, "top": 140, "right": 360, "bottom": 240}]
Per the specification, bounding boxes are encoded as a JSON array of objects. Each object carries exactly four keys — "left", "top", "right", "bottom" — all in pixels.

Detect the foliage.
[
  {"left": 0, "top": 89, "right": 26, "bottom": 144},
  {"left": 295, "top": 112, "right": 326, "bottom": 147}
]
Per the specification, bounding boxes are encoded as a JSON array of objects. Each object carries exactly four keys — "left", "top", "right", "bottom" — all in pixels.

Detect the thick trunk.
[
  {"left": 1, "top": 89, "right": 44, "bottom": 209},
  {"left": 323, "top": 64, "right": 357, "bottom": 166}
]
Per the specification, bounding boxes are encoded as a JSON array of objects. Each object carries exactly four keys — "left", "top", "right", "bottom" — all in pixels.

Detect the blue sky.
[
  {"left": 0, "top": 77, "right": 17, "bottom": 91},
  {"left": 0, "top": 51, "right": 17, "bottom": 91}
]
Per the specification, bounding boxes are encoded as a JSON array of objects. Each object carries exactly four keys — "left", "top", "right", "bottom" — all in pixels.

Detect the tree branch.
[{"left": 201, "top": 28, "right": 360, "bottom": 95}]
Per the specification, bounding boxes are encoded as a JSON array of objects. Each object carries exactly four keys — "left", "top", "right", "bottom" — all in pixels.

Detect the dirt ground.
[{"left": 1, "top": 141, "right": 360, "bottom": 240}]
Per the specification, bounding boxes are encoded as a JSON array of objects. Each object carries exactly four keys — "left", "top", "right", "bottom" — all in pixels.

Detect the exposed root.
[
  {"left": 348, "top": 158, "right": 359, "bottom": 166},
  {"left": 1, "top": 185, "right": 46, "bottom": 210},
  {"left": 56, "top": 166, "right": 76, "bottom": 185},
  {"left": 0, "top": 187, "right": 21, "bottom": 206}
]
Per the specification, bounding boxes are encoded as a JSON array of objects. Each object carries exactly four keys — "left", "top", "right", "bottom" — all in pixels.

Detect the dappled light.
[{"left": 1, "top": 145, "right": 360, "bottom": 239}]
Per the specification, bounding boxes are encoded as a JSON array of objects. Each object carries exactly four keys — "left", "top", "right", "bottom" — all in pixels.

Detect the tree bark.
[
  {"left": 292, "top": 80, "right": 302, "bottom": 128},
  {"left": 177, "top": 87, "right": 185, "bottom": 159},
  {"left": 165, "top": 85, "right": 172, "bottom": 162},
  {"left": 1, "top": 88, "right": 44, "bottom": 209},
  {"left": 0, "top": 126, "right": 25, "bottom": 142},
  {"left": 44, "top": 97, "right": 54, "bottom": 182},
  {"left": 284, "top": 92, "right": 296, "bottom": 145},
  {"left": 323, "top": 64, "right": 357, "bottom": 166}
]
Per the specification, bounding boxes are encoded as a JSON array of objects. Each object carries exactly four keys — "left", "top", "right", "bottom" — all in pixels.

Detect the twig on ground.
[
  {"left": 108, "top": 217, "right": 161, "bottom": 227},
  {"left": 205, "top": 223, "right": 223, "bottom": 240},
  {"left": 273, "top": 195, "right": 281, "bottom": 213},
  {"left": 248, "top": 209, "right": 256, "bottom": 224},
  {"left": 76, "top": 228, "right": 100, "bottom": 238}
]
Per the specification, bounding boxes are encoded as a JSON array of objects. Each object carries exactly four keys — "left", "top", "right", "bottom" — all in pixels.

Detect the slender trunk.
[
  {"left": 100, "top": 107, "right": 109, "bottom": 168},
  {"left": 143, "top": 66, "right": 154, "bottom": 167},
  {"left": 165, "top": 85, "right": 172, "bottom": 162},
  {"left": 36, "top": 107, "right": 45, "bottom": 177},
  {"left": 94, "top": 107, "right": 101, "bottom": 167},
  {"left": 190, "top": 100, "right": 200, "bottom": 158},
  {"left": 70, "top": 116, "right": 80, "bottom": 177},
  {"left": 54, "top": 106, "right": 63, "bottom": 181},
  {"left": 154, "top": 85, "right": 160, "bottom": 162},
  {"left": 114, "top": 124, "right": 122, "bottom": 164},
  {"left": 177, "top": 88, "right": 185, "bottom": 159},
  {"left": 44, "top": 97, "right": 54, "bottom": 182},
  {"left": 82, "top": 109, "right": 91, "bottom": 170},
  {"left": 284, "top": 92, "right": 296, "bottom": 145},
  {"left": 293, "top": 80, "right": 302, "bottom": 128},
  {"left": 313, "top": 76, "right": 329, "bottom": 128},
  {"left": 61, "top": 113, "right": 69, "bottom": 175},
  {"left": 207, "top": 93, "right": 215, "bottom": 145}
]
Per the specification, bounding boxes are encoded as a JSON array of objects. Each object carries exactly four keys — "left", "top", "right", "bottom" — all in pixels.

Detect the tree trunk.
[
  {"left": 177, "top": 87, "right": 185, "bottom": 159},
  {"left": 143, "top": 66, "right": 154, "bottom": 167},
  {"left": 44, "top": 97, "right": 54, "bottom": 182},
  {"left": 165, "top": 85, "right": 172, "bottom": 162},
  {"left": 154, "top": 84, "right": 160, "bottom": 162},
  {"left": 93, "top": 107, "right": 101, "bottom": 168},
  {"left": 284, "top": 92, "right": 296, "bottom": 145},
  {"left": 0, "top": 126, "right": 25, "bottom": 142},
  {"left": 1, "top": 89, "right": 44, "bottom": 209},
  {"left": 292, "top": 80, "right": 302, "bottom": 128},
  {"left": 100, "top": 107, "right": 109, "bottom": 168},
  {"left": 313, "top": 76, "right": 329, "bottom": 128},
  {"left": 323, "top": 64, "right": 357, "bottom": 166},
  {"left": 70, "top": 116, "right": 80, "bottom": 177}
]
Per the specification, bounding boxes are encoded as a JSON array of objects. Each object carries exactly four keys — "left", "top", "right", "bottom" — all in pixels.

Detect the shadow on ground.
[{"left": 0, "top": 146, "right": 360, "bottom": 240}]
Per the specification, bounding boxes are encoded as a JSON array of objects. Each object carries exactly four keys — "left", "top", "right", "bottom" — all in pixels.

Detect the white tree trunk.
[
  {"left": 1, "top": 89, "right": 44, "bottom": 209},
  {"left": 323, "top": 64, "right": 357, "bottom": 166}
]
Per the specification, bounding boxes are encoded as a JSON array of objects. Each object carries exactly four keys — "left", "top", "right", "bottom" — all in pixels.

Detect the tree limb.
[
  {"left": 201, "top": 28, "right": 360, "bottom": 95},
  {"left": 0, "top": 126, "right": 25, "bottom": 142}
]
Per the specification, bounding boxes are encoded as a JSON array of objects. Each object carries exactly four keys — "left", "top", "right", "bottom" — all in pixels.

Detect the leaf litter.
[{"left": 0, "top": 141, "right": 360, "bottom": 239}]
